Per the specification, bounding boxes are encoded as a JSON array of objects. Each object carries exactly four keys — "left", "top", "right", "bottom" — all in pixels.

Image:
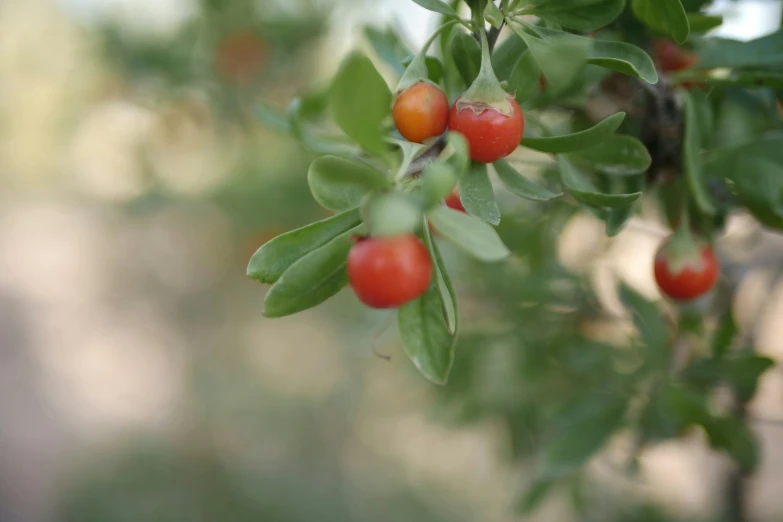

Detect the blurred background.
[{"left": 2, "top": 0, "right": 783, "bottom": 521}]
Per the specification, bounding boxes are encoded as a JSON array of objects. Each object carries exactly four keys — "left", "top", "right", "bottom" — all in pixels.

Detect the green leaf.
[
  {"left": 689, "top": 88, "right": 714, "bottom": 149},
  {"left": 712, "top": 312, "right": 737, "bottom": 359},
  {"left": 401, "top": 54, "right": 445, "bottom": 85},
  {"left": 565, "top": 135, "right": 652, "bottom": 176},
  {"left": 248, "top": 209, "right": 362, "bottom": 285},
  {"left": 494, "top": 159, "right": 563, "bottom": 201},
  {"left": 449, "top": 30, "right": 481, "bottom": 86},
  {"left": 632, "top": 0, "right": 690, "bottom": 44},
  {"left": 410, "top": 0, "right": 460, "bottom": 18},
  {"left": 705, "top": 135, "right": 783, "bottom": 229},
  {"left": 364, "top": 26, "right": 411, "bottom": 75},
  {"left": 687, "top": 13, "right": 722, "bottom": 34},
  {"left": 508, "top": 51, "right": 541, "bottom": 104},
  {"left": 529, "top": 36, "right": 587, "bottom": 95},
  {"left": 707, "top": 136, "right": 783, "bottom": 229},
  {"left": 522, "top": 113, "right": 626, "bottom": 153},
  {"left": 398, "top": 282, "right": 455, "bottom": 385},
  {"left": 620, "top": 285, "right": 668, "bottom": 355},
  {"left": 308, "top": 156, "right": 390, "bottom": 211},
  {"left": 722, "top": 353, "right": 775, "bottom": 403},
  {"left": 263, "top": 229, "right": 357, "bottom": 318},
  {"left": 665, "top": 383, "right": 711, "bottom": 426},
  {"left": 331, "top": 52, "right": 392, "bottom": 155},
  {"left": 492, "top": 34, "right": 539, "bottom": 103},
  {"left": 428, "top": 206, "right": 511, "bottom": 262},
  {"left": 533, "top": 0, "right": 626, "bottom": 32},
  {"left": 697, "top": 29, "right": 783, "bottom": 70},
  {"left": 445, "top": 131, "right": 470, "bottom": 177},
  {"left": 255, "top": 101, "right": 290, "bottom": 133},
  {"left": 559, "top": 157, "right": 642, "bottom": 209},
  {"left": 492, "top": 33, "right": 528, "bottom": 80},
  {"left": 704, "top": 416, "right": 760, "bottom": 473},
  {"left": 539, "top": 393, "right": 627, "bottom": 478},
  {"left": 586, "top": 39, "right": 659, "bottom": 84},
  {"left": 534, "top": 27, "right": 658, "bottom": 84},
  {"left": 484, "top": 1, "right": 504, "bottom": 28},
  {"left": 683, "top": 91, "right": 716, "bottom": 216},
  {"left": 460, "top": 163, "right": 501, "bottom": 225},
  {"left": 605, "top": 201, "right": 638, "bottom": 237},
  {"left": 286, "top": 97, "right": 358, "bottom": 156},
  {"left": 517, "top": 479, "right": 556, "bottom": 515},
  {"left": 424, "top": 223, "right": 458, "bottom": 335}
]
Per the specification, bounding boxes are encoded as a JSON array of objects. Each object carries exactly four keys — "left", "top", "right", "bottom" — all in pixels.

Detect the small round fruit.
[
  {"left": 653, "top": 39, "right": 698, "bottom": 73},
  {"left": 347, "top": 235, "right": 432, "bottom": 309},
  {"left": 654, "top": 238, "right": 719, "bottom": 301},
  {"left": 215, "top": 32, "right": 266, "bottom": 87},
  {"left": 444, "top": 188, "right": 466, "bottom": 213},
  {"left": 392, "top": 82, "right": 449, "bottom": 143},
  {"left": 447, "top": 97, "right": 524, "bottom": 163}
]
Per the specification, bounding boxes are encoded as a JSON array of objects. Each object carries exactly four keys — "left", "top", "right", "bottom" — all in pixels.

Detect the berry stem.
[
  {"left": 395, "top": 20, "right": 459, "bottom": 93},
  {"left": 457, "top": 28, "right": 514, "bottom": 115}
]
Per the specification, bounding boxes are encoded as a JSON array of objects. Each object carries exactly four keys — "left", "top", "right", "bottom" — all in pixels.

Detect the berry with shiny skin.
[
  {"left": 447, "top": 97, "right": 524, "bottom": 163},
  {"left": 347, "top": 235, "right": 432, "bottom": 309},
  {"left": 654, "top": 237, "right": 719, "bottom": 301},
  {"left": 654, "top": 39, "right": 699, "bottom": 73},
  {"left": 444, "top": 188, "right": 466, "bottom": 213},
  {"left": 392, "top": 82, "right": 449, "bottom": 143}
]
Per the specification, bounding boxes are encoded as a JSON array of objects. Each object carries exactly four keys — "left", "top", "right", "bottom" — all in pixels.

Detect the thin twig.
[
  {"left": 404, "top": 135, "right": 448, "bottom": 178},
  {"left": 371, "top": 313, "right": 396, "bottom": 361}
]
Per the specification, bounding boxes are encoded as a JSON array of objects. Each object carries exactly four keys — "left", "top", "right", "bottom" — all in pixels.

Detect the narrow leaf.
[
  {"left": 398, "top": 282, "right": 455, "bottom": 385},
  {"left": 424, "top": 223, "right": 458, "bottom": 335},
  {"left": 364, "top": 26, "right": 411, "bottom": 75},
  {"left": 704, "top": 416, "right": 760, "bottom": 473},
  {"left": 539, "top": 394, "right": 627, "bottom": 478},
  {"left": 683, "top": 91, "right": 716, "bottom": 215},
  {"left": 263, "top": 229, "right": 357, "bottom": 318},
  {"left": 494, "top": 159, "right": 562, "bottom": 201},
  {"left": 687, "top": 13, "right": 722, "bottom": 34},
  {"left": 484, "top": 1, "right": 504, "bottom": 28},
  {"left": 428, "top": 206, "right": 511, "bottom": 262},
  {"left": 308, "top": 156, "right": 390, "bottom": 211},
  {"left": 565, "top": 135, "right": 652, "bottom": 176},
  {"left": 248, "top": 209, "right": 361, "bottom": 284},
  {"left": 460, "top": 163, "right": 501, "bottom": 225},
  {"left": 332, "top": 52, "right": 392, "bottom": 154},
  {"left": 523, "top": 113, "right": 625, "bottom": 153},
  {"left": 449, "top": 30, "right": 481, "bottom": 86},
  {"left": 534, "top": 27, "right": 658, "bottom": 84},
  {"left": 411, "top": 0, "right": 460, "bottom": 18},
  {"left": 632, "top": 0, "right": 690, "bottom": 44},
  {"left": 256, "top": 101, "right": 290, "bottom": 133},
  {"left": 534, "top": 0, "right": 625, "bottom": 32},
  {"left": 722, "top": 353, "right": 775, "bottom": 402},
  {"left": 697, "top": 30, "right": 783, "bottom": 70},
  {"left": 559, "top": 157, "right": 642, "bottom": 208}
]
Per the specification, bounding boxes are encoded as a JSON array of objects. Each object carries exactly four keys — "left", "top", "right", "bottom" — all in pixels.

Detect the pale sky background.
[{"left": 55, "top": 0, "right": 782, "bottom": 44}]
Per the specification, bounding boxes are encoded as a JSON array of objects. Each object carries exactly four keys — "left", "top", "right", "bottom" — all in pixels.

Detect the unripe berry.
[{"left": 392, "top": 82, "right": 449, "bottom": 143}]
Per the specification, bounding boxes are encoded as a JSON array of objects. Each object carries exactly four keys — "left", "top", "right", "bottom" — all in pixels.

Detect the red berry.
[
  {"left": 444, "top": 188, "right": 466, "bottom": 213},
  {"left": 347, "top": 235, "right": 432, "bottom": 308},
  {"left": 447, "top": 97, "right": 524, "bottom": 163},
  {"left": 539, "top": 74, "right": 547, "bottom": 92},
  {"left": 215, "top": 32, "right": 266, "bottom": 87},
  {"left": 392, "top": 82, "right": 450, "bottom": 143},
  {"left": 653, "top": 39, "right": 699, "bottom": 73},
  {"left": 654, "top": 238, "right": 719, "bottom": 301}
]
